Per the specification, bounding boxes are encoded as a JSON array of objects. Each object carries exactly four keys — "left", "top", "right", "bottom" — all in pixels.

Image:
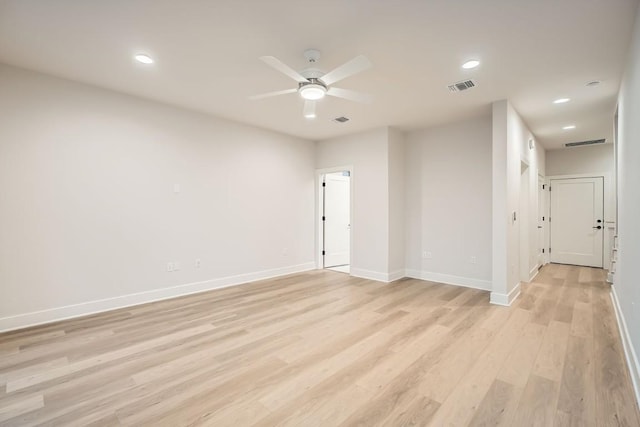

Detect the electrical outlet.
[
  {"left": 195, "top": 258, "right": 201, "bottom": 268},
  {"left": 422, "top": 251, "right": 432, "bottom": 259},
  {"left": 167, "top": 262, "right": 174, "bottom": 272},
  {"left": 470, "top": 256, "right": 477, "bottom": 264}
]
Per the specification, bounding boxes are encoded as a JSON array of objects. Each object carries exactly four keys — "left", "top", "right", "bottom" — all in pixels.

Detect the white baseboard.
[
  {"left": 387, "top": 269, "right": 406, "bottom": 282},
  {"left": 404, "top": 269, "right": 492, "bottom": 291},
  {"left": 610, "top": 285, "right": 640, "bottom": 411},
  {"left": 0, "top": 262, "right": 316, "bottom": 333},
  {"left": 529, "top": 265, "right": 540, "bottom": 282},
  {"left": 490, "top": 282, "right": 521, "bottom": 306},
  {"left": 350, "top": 267, "right": 401, "bottom": 283}
]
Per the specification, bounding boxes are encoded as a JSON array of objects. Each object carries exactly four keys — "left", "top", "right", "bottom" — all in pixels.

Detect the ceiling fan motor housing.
[{"left": 300, "top": 68, "right": 325, "bottom": 80}]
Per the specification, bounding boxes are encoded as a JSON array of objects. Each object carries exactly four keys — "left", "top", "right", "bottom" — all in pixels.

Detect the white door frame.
[
  {"left": 519, "top": 161, "right": 530, "bottom": 283},
  {"left": 538, "top": 174, "right": 547, "bottom": 268},
  {"left": 546, "top": 172, "right": 612, "bottom": 269},
  {"left": 315, "top": 166, "right": 354, "bottom": 270}
]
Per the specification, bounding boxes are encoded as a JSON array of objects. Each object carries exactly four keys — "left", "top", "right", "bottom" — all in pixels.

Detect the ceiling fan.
[{"left": 249, "top": 49, "right": 373, "bottom": 119}]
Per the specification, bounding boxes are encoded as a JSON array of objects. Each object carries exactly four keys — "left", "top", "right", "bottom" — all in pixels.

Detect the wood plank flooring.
[{"left": 1, "top": 264, "right": 639, "bottom": 426}]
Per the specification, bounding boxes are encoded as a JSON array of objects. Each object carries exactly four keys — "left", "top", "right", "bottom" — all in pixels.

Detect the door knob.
[{"left": 593, "top": 225, "right": 602, "bottom": 229}]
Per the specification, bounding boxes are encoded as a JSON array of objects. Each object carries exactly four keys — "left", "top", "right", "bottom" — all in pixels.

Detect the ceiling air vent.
[
  {"left": 565, "top": 139, "right": 606, "bottom": 147},
  {"left": 333, "top": 116, "right": 350, "bottom": 123},
  {"left": 448, "top": 79, "right": 476, "bottom": 93}
]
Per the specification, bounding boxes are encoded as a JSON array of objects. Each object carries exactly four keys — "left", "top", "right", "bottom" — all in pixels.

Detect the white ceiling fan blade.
[
  {"left": 260, "top": 56, "right": 309, "bottom": 83},
  {"left": 327, "top": 87, "right": 373, "bottom": 104},
  {"left": 248, "top": 88, "right": 297, "bottom": 100},
  {"left": 320, "top": 55, "right": 372, "bottom": 86},
  {"left": 303, "top": 100, "right": 317, "bottom": 118}
]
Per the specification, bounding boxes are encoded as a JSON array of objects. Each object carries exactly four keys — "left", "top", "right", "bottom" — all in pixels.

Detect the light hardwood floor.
[{"left": 1, "top": 264, "right": 639, "bottom": 426}]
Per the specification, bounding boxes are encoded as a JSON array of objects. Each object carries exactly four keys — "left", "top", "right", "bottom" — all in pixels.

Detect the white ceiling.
[{"left": 0, "top": 0, "right": 637, "bottom": 149}]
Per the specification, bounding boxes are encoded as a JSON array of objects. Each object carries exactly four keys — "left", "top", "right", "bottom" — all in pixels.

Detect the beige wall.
[
  {"left": 0, "top": 64, "right": 316, "bottom": 331},
  {"left": 388, "top": 127, "right": 405, "bottom": 277},
  {"left": 492, "top": 100, "right": 546, "bottom": 304},
  {"left": 546, "top": 144, "right": 613, "bottom": 176},
  {"left": 405, "top": 116, "right": 493, "bottom": 289},
  {"left": 315, "top": 128, "right": 391, "bottom": 280},
  {"left": 615, "top": 2, "right": 640, "bottom": 398}
]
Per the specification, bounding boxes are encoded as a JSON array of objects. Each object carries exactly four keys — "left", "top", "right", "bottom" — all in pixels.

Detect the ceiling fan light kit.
[
  {"left": 250, "top": 49, "right": 372, "bottom": 119},
  {"left": 299, "top": 80, "right": 327, "bottom": 100}
]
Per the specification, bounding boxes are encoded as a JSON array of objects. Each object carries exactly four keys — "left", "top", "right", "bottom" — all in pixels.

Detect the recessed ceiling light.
[
  {"left": 304, "top": 112, "right": 316, "bottom": 119},
  {"left": 462, "top": 60, "right": 480, "bottom": 69},
  {"left": 553, "top": 98, "right": 571, "bottom": 104},
  {"left": 135, "top": 54, "right": 154, "bottom": 64},
  {"left": 563, "top": 125, "right": 576, "bottom": 130}
]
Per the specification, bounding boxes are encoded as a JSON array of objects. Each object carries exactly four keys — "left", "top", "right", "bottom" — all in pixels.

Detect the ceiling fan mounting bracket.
[{"left": 303, "top": 49, "right": 321, "bottom": 63}]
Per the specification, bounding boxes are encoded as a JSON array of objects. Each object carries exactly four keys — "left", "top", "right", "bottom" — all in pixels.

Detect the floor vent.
[
  {"left": 333, "top": 116, "right": 349, "bottom": 123},
  {"left": 448, "top": 79, "right": 476, "bottom": 93},
  {"left": 565, "top": 139, "right": 606, "bottom": 147}
]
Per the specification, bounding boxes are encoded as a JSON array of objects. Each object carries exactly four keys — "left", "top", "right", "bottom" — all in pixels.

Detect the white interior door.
[
  {"left": 323, "top": 173, "right": 350, "bottom": 268},
  {"left": 550, "top": 177, "right": 604, "bottom": 267}
]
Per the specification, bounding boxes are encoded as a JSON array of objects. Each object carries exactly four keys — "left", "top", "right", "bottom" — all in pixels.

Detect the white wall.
[
  {"left": 546, "top": 144, "right": 614, "bottom": 176},
  {"left": 315, "top": 128, "right": 390, "bottom": 280},
  {"left": 388, "top": 128, "right": 405, "bottom": 279},
  {"left": 0, "top": 64, "right": 316, "bottom": 331},
  {"left": 492, "top": 101, "right": 510, "bottom": 302},
  {"left": 546, "top": 144, "right": 616, "bottom": 269},
  {"left": 519, "top": 162, "right": 531, "bottom": 282},
  {"left": 509, "top": 103, "right": 546, "bottom": 282},
  {"left": 405, "top": 116, "right": 492, "bottom": 290},
  {"left": 492, "top": 100, "right": 545, "bottom": 305},
  {"left": 614, "top": 3, "right": 640, "bottom": 405}
]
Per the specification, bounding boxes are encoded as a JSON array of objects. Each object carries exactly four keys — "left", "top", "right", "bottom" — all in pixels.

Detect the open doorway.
[{"left": 321, "top": 171, "right": 351, "bottom": 273}]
